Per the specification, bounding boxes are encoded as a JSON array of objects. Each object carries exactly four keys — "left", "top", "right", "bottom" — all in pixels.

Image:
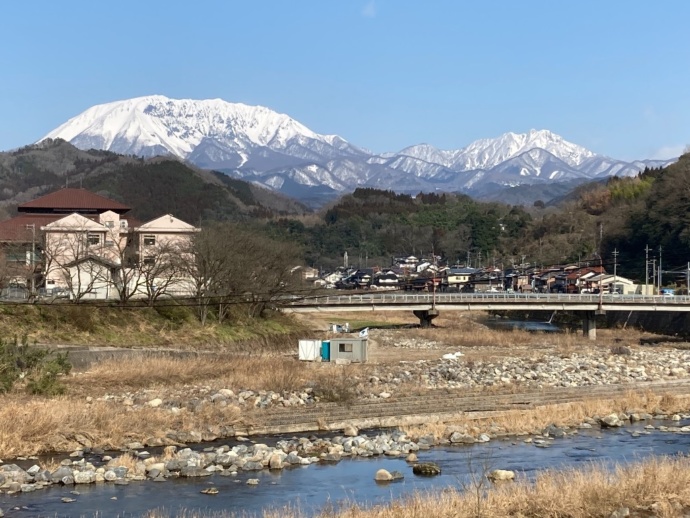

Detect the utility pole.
[
  {"left": 466, "top": 250, "right": 471, "bottom": 268},
  {"left": 612, "top": 248, "right": 618, "bottom": 294},
  {"left": 652, "top": 259, "right": 657, "bottom": 294},
  {"left": 26, "top": 224, "right": 36, "bottom": 296},
  {"left": 645, "top": 245, "right": 650, "bottom": 295},
  {"left": 658, "top": 246, "right": 663, "bottom": 292},
  {"left": 687, "top": 262, "right": 689, "bottom": 296}
]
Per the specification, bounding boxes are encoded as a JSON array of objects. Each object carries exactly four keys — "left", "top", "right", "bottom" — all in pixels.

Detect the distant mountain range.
[{"left": 42, "top": 95, "right": 676, "bottom": 206}]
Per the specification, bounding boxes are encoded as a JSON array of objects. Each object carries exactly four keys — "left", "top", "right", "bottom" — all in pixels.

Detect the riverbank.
[
  {"left": 0, "top": 303, "right": 306, "bottom": 348},
  {"left": 2, "top": 311, "right": 690, "bottom": 458},
  {"left": 3, "top": 411, "right": 690, "bottom": 517},
  {"left": 2, "top": 310, "right": 690, "bottom": 516},
  {"left": 140, "top": 455, "right": 690, "bottom": 518}
]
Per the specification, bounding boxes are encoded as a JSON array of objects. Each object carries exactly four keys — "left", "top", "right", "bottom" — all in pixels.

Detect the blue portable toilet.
[{"left": 321, "top": 340, "right": 331, "bottom": 361}]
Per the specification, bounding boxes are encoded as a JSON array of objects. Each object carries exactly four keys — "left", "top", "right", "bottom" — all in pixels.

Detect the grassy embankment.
[{"left": 0, "top": 302, "right": 305, "bottom": 348}]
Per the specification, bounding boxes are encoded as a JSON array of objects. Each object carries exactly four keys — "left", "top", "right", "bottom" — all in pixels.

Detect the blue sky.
[{"left": 1, "top": 1, "right": 689, "bottom": 159}]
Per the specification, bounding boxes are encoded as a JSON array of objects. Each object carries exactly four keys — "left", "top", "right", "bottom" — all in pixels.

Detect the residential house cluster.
[
  {"left": 309, "top": 256, "right": 642, "bottom": 295},
  {"left": 0, "top": 188, "right": 199, "bottom": 300}
]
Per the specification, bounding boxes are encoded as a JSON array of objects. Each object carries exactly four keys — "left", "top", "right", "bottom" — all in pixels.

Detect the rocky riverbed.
[{"left": 71, "top": 339, "right": 690, "bottom": 417}]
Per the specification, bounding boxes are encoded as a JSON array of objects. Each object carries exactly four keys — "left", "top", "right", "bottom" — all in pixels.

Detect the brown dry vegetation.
[
  {"left": 142, "top": 456, "right": 690, "bottom": 517},
  {"left": 0, "top": 396, "right": 242, "bottom": 458},
  {"left": 402, "top": 391, "right": 690, "bottom": 440},
  {"left": 65, "top": 355, "right": 357, "bottom": 397}
]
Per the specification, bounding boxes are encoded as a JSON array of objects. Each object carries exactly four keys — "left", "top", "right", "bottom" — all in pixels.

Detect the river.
[{"left": 1, "top": 419, "right": 689, "bottom": 517}]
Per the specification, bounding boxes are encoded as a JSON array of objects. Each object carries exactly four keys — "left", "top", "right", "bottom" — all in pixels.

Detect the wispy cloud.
[
  {"left": 361, "top": 1, "right": 377, "bottom": 18},
  {"left": 651, "top": 145, "right": 686, "bottom": 160}
]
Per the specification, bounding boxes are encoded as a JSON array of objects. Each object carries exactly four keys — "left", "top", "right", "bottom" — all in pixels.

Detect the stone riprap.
[
  {"left": 2, "top": 413, "right": 690, "bottom": 494},
  {"left": 367, "top": 348, "right": 690, "bottom": 395}
]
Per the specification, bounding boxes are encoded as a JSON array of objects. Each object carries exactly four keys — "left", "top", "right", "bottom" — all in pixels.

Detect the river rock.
[
  {"left": 343, "top": 424, "right": 359, "bottom": 437},
  {"left": 0, "top": 464, "right": 30, "bottom": 483},
  {"left": 374, "top": 469, "right": 393, "bottom": 481},
  {"left": 406, "top": 453, "right": 418, "bottom": 462},
  {"left": 449, "top": 432, "right": 475, "bottom": 444},
  {"left": 74, "top": 471, "right": 95, "bottom": 484},
  {"left": 268, "top": 454, "right": 284, "bottom": 470},
  {"left": 412, "top": 462, "right": 441, "bottom": 476},
  {"left": 247, "top": 478, "right": 259, "bottom": 485},
  {"left": 488, "top": 469, "right": 515, "bottom": 482},
  {"left": 600, "top": 414, "right": 623, "bottom": 428},
  {"left": 50, "top": 466, "right": 72, "bottom": 484}
]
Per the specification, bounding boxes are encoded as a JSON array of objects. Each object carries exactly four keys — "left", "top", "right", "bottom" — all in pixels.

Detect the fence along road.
[{"left": 285, "top": 292, "right": 690, "bottom": 339}]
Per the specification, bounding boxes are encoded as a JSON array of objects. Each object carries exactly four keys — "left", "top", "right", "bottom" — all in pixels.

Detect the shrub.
[
  {"left": 154, "top": 303, "right": 193, "bottom": 328},
  {"left": 310, "top": 368, "right": 357, "bottom": 406},
  {"left": 0, "top": 335, "right": 71, "bottom": 395}
]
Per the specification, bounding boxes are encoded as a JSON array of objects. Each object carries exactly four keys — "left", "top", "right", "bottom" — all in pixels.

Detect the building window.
[
  {"left": 338, "top": 343, "right": 353, "bottom": 353},
  {"left": 143, "top": 235, "right": 156, "bottom": 246},
  {"left": 87, "top": 233, "right": 101, "bottom": 246},
  {"left": 143, "top": 256, "right": 156, "bottom": 266},
  {"left": 104, "top": 221, "right": 115, "bottom": 228}
]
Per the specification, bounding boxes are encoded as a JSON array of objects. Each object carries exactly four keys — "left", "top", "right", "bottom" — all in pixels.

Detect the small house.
[{"left": 329, "top": 337, "right": 368, "bottom": 363}]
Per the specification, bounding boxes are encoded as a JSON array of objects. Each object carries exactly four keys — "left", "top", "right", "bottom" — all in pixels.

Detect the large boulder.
[
  {"left": 343, "top": 424, "right": 359, "bottom": 437},
  {"left": 488, "top": 469, "right": 515, "bottom": 482},
  {"left": 600, "top": 414, "right": 622, "bottom": 428},
  {"left": 412, "top": 462, "right": 441, "bottom": 476},
  {"left": 374, "top": 469, "right": 393, "bottom": 481}
]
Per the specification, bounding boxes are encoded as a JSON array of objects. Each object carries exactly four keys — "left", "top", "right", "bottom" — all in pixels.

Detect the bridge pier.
[
  {"left": 581, "top": 310, "right": 604, "bottom": 341},
  {"left": 413, "top": 309, "right": 439, "bottom": 328}
]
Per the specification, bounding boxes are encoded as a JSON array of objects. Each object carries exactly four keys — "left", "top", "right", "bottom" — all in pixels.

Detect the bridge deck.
[{"left": 286, "top": 292, "right": 690, "bottom": 313}]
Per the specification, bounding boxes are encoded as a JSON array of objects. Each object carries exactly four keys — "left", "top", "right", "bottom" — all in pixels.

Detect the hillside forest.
[{"left": 263, "top": 153, "right": 690, "bottom": 283}]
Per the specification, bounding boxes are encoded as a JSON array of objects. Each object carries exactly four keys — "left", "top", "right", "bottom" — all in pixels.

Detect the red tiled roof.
[{"left": 18, "top": 188, "right": 130, "bottom": 212}]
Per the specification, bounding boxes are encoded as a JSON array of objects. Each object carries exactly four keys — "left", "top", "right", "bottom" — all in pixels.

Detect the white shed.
[{"left": 298, "top": 339, "right": 321, "bottom": 361}]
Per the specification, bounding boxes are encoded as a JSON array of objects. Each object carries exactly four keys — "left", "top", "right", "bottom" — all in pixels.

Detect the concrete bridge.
[{"left": 286, "top": 292, "right": 690, "bottom": 340}]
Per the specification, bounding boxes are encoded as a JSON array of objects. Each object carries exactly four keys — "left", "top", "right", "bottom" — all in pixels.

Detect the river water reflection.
[{"left": 2, "top": 421, "right": 689, "bottom": 518}]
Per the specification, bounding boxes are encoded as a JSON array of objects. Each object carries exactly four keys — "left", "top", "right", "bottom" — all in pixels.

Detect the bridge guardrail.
[{"left": 288, "top": 292, "right": 690, "bottom": 306}]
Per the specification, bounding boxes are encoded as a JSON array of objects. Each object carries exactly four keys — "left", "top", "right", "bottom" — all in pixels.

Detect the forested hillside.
[
  {"left": 0, "top": 139, "right": 306, "bottom": 223},
  {"left": 261, "top": 154, "right": 690, "bottom": 279}
]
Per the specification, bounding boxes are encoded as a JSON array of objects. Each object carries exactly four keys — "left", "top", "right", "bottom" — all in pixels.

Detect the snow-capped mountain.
[{"left": 42, "top": 96, "right": 677, "bottom": 205}]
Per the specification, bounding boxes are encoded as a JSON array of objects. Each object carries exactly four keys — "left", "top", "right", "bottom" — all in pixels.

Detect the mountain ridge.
[{"left": 41, "top": 95, "right": 677, "bottom": 205}]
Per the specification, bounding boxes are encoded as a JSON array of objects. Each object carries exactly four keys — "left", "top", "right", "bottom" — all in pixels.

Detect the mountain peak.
[
  {"left": 41, "top": 95, "right": 332, "bottom": 160},
  {"left": 40, "top": 96, "right": 670, "bottom": 205}
]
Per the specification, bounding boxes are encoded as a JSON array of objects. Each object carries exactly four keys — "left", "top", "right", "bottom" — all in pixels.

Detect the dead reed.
[
  {"left": 402, "top": 390, "right": 690, "bottom": 440},
  {"left": 0, "top": 396, "right": 242, "bottom": 458},
  {"left": 66, "top": 355, "right": 316, "bottom": 396}
]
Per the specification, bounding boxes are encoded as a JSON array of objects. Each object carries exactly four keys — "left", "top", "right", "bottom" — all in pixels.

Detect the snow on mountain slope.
[
  {"left": 42, "top": 95, "right": 359, "bottom": 162},
  {"left": 41, "top": 96, "right": 678, "bottom": 205}
]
